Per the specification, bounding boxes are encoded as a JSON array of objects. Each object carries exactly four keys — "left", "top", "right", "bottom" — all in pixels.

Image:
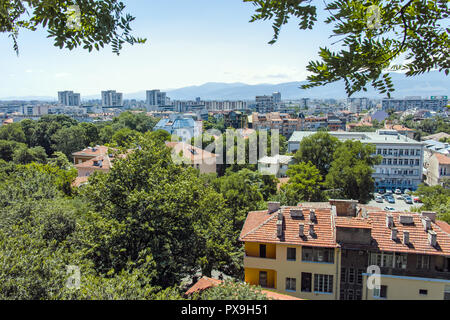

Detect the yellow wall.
[
  {"left": 243, "top": 242, "right": 339, "bottom": 300},
  {"left": 245, "top": 268, "right": 277, "bottom": 289},
  {"left": 363, "top": 274, "right": 450, "bottom": 300},
  {"left": 245, "top": 242, "right": 276, "bottom": 259}
]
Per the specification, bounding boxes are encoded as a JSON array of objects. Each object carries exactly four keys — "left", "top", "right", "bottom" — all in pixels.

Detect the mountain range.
[{"left": 2, "top": 71, "right": 448, "bottom": 101}]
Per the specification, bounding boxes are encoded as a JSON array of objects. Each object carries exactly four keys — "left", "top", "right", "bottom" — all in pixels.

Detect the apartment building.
[
  {"left": 101, "top": 90, "right": 123, "bottom": 107},
  {"left": 255, "top": 95, "right": 275, "bottom": 113},
  {"left": 58, "top": 91, "right": 81, "bottom": 106},
  {"left": 240, "top": 201, "right": 450, "bottom": 300},
  {"left": 250, "top": 112, "right": 304, "bottom": 138},
  {"left": 382, "top": 96, "right": 448, "bottom": 112},
  {"left": 224, "top": 111, "right": 248, "bottom": 129},
  {"left": 288, "top": 130, "right": 425, "bottom": 192},
  {"left": 426, "top": 153, "right": 450, "bottom": 187},
  {"left": 146, "top": 90, "right": 167, "bottom": 108}
]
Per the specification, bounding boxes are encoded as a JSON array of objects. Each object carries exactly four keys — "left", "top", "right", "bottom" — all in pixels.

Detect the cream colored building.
[
  {"left": 166, "top": 141, "right": 217, "bottom": 174},
  {"left": 240, "top": 201, "right": 450, "bottom": 300},
  {"left": 426, "top": 153, "right": 450, "bottom": 186}
]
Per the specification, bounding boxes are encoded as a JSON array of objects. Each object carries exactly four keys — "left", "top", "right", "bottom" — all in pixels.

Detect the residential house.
[
  {"left": 426, "top": 153, "right": 450, "bottom": 187},
  {"left": 240, "top": 201, "right": 450, "bottom": 300},
  {"left": 258, "top": 155, "right": 294, "bottom": 178},
  {"left": 166, "top": 141, "right": 217, "bottom": 174}
]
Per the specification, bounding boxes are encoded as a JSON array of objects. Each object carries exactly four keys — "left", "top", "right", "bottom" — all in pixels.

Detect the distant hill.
[{"left": 2, "top": 71, "right": 448, "bottom": 101}]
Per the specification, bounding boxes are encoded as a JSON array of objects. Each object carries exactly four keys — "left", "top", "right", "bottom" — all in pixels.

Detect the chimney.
[
  {"left": 422, "top": 217, "right": 431, "bottom": 231},
  {"left": 309, "top": 223, "right": 315, "bottom": 236},
  {"left": 310, "top": 209, "right": 316, "bottom": 221},
  {"left": 268, "top": 202, "right": 280, "bottom": 214},
  {"left": 391, "top": 228, "right": 398, "bottom": 240},
  {"left": 299, "top": 223, "right": 304, "bottom": 237},
  {"left": 277, "top": 220, "right": 283, "bottom": 238},
  {"left": 290, "top": 208, "right": 303, "bottom": 218},
  {"left": 403, "top": 230, "right": 410, "bottom": 245},
  {"left": 428, "top": 230, "right": 437, "bottom": 247},
  {"left": 421, "top": 211, "right": 436, "bottom": 223},
  {"left": 386, "top": 214, "right": 394, "bottom": 229}
]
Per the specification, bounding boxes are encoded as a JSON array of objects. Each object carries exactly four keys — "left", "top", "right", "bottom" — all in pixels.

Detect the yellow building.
[{"left": 240, "top": 201, "right": 450, "bottom": 300}]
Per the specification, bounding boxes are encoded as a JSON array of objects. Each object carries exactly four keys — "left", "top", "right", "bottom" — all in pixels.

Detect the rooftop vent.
[
  {"left": 299, "top": 223, "right": 305, "bottom": 237},
  {"left": 403, "top": 231, "right": 410, "bottom": 245},
  {"left": 421, "top": 211, "right": 436, "bottom": 223},
  {"left": 277, "top": 220, "right": 283, "bottom": 238},
  {"left": 428, "top": 230, "right": 437, "bottom": 247},
  {"left": 310, "top": 209, "right": 316, "bottom": 221},
  {"left": 290, "top": 208, "right": 303, "bottom": 218},
  {"left": 391, "top": 228, "right": 398, "bottom": 240},
  {"left": 386, "top": 214, "right": 394, "bottom": 229},
  {"left": 309, "top": 223, "right": 315, "bottom": 236},
  {"left": 422, "top": 217, "right": 431, "bottom": 231},
  {"left": 268, "top": 202, "right": 280, "bottom": 214},
  {"left": 399, "top": 215, "right": 414, "bottom": 225}
]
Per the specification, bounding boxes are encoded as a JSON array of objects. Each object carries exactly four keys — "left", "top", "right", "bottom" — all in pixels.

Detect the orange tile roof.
[
  {"left": 185, "top": 277, "right": 302, "bottom": 300},
  {"left": 72, "top": 176, "right": 89, "bottom": 187},
  {"left": 367, "top": 211, "right": 450, "bottom": 256},
  {"left": 166, "top": 141, "right": 217, "bottom": 163},
  {"left": 335, "top": 216, "right": 372, "bottom": 229},
  {"left": 240, "top": 202, "right": 450, "bottom": 256},
  {"left": 240, "top": 207, "right": 337, "bottom": 248},
  {"left": 434, "top": 153, "right": 450, "bottom": 165},
  {"left": 74, "top": 155, "right": 112, "bottom": 170}
]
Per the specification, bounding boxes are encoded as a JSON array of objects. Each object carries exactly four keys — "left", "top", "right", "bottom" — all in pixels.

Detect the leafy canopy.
[{"left": 245, "top": 0, "right": 449, "bottom": 96}]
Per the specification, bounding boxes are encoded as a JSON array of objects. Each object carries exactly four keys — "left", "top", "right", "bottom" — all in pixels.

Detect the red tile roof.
[
  {"left": 165, "top": 141, "right": 217, "bottom": 163},
  {"left": 74, "top": 155, "right": 112, "bottom": 170},
  {"left": 240, "top": 207, "right": 337, "bottom": 248},
  {"left": 434, "top": 153, "right": 450, "bottom": 165},
  {"left": 240, "top": 202, "right": 450, "bottom": 256},
  {"left": 72, "top": 145, "right": 110, "bottom": 157},
  {"left": 185, "top": 277, "right": 302, "bottom": 300}
]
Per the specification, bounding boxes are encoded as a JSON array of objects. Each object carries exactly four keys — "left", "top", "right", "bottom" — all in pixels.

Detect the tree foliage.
[
  {"left": 245, "top": 0, "right": 449, "bottom": 96},
  {"left": 1, "top": 0, "right": 146, "bottom": 55}
]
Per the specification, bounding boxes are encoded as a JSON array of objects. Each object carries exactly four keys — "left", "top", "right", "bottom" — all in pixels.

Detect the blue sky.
[{"left": 1, "top": 0, "right": 338, "bottom": 98}]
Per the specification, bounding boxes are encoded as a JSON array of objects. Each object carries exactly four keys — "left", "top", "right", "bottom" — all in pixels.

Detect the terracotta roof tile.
[
  {"left": 335, "top": 216, "right": 372, "bottom": 229},
  {"left": 434, "top": 153, "right": 450, "bottom": 165}
]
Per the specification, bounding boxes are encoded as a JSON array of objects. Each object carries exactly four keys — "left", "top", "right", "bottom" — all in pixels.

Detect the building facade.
[
  {"left": 58, "top": 91, "right": 81, "bottom": 106},
  {"left": 288, "top": 130, "right": 425, "bottom": 192},
  {"left": 240, "top": 201, "right": 450, "bottom": 300},
  {"left": 101, "top": 90, "right": 123, "bottom": 107}
]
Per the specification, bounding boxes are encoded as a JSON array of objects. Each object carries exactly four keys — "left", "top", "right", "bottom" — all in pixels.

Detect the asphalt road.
[{"left": 368, "top": 194, "right": 424, "bottom": 213}]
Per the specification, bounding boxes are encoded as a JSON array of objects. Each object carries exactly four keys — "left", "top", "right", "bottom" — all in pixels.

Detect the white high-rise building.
[
  {"left": 101, "top": 90, "right": 123, "bottom": 107},
  {"left": 146, "top": 90, "right": 167, "bottom": 108},
  {"left": 58, "top": 91, "right": 81, "bottom": 106}
]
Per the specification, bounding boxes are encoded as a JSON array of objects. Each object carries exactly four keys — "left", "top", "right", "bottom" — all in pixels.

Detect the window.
[
  {"left": 301, "top": 272, "right": 312, "bottom": 292},
  {"left": 287, "top": 248, "right": 296, "bottom": 261},
  {"left": 357, "top": 269, "right": 364, "bottom": 285},
  {"left": 419, "top": 289, "right": 428, "bottom": 295},
  {"left": 374, "top": 285, "right": 388, "bottom": 298},
  {"left": 259, "top": 244, "right": 266, "bottom": 258},
  {"left": 286, "top": 278, "right": 296, "bottom": 291},
  {"left": 314, "top": 274, "right": 333, "bottom": 293},
  {"left": 347, "top": 289, "right": 354, "bottom": 300},
  {"left": 259, "top": 271, "right": 267, "bottom": 287},
  {"left": 417, "top": 255, "right": 430, "bottom": 270},
  {"left": 341, "top": 267, "right": 347, "bottom": 284},
  {"left": 383, "top": 252, "right": 394, "bottom": 268},
  {"left": 348, "top": 268, "right": 355, "bottom": 284},
  {"left": 302, "top": 247, "right": 334, "bottom": 263},
  {"left": 356, "top": 290, "right": 362, "bottom": 300},
  {"left": 395, "top": 253, "right": 407, "bottom": 269}
]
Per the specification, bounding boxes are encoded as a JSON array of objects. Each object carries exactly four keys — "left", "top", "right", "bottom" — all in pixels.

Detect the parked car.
[
  {"left": 395, "top": 189, "right": 402, "bottom": 195},
  {"left": 387, "top": 196, "right": 395, "bottom": 204},
  {"left": 386, "top": 189, "right": 393, "bottom": 194},
  {"left": 413, "top": 196, "right": 422, "bottom": 203},
  {"left": 404, "top": 196, "right": 413, "bottom": 204},
  {"left": 378, "top": 189, "right": 386, "bottom": 194},
  {"left": 384, "top": 206, "right": 395, "bottom": 212},
  {"left": 396, "top": 194, "right": 403, "bottom": 200},
  {"left": 375, "top": 195, "right": 383, "bottom": 203},
  {"left": 404, "top": 189, "right": 411, "bottom": 194}
]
